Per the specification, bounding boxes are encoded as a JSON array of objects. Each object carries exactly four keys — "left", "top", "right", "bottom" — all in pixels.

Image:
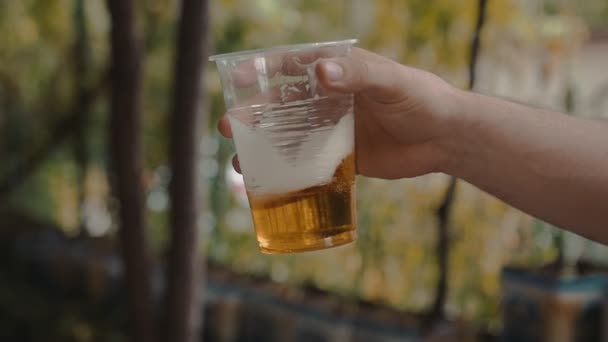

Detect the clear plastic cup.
[{"left": 210, "top": 39, "right": 357, "bottom": 254}]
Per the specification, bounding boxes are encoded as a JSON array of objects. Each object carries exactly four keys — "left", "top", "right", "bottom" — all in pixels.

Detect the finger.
[
  {"left": 232, "top": 50, "right": 333, "bottom": 88},
  {"left": 235, "top": 82, "right": 311, "bottom": 111},
  {"left": 217, "top": 115, "right": 232, "bottom": 138},
  {"left": 218, "top": 83, "right": 312, "bottom": 136},
  {"left": 232, "top": 54, "right": 283, "bottom": 88},
  {"left": 281, "top": 49, "right": 334, "bottom": 76},
  {"left": 351, "top": 47, "right": 389, "bottom": 64},
  {"left": 232, "top": 155, "right": 241, "bottom": 174},
  {"left": 316, "top": 53, "right": 406, "bottom": 103}
]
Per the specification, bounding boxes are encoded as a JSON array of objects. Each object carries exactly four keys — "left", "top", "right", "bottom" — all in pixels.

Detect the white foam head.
[{"left": 229, "top": 113, "right": 354, "bottom": 195}]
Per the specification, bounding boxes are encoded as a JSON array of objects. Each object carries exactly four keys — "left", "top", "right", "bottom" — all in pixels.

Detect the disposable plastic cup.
[{"left": 210, "top": 39, "right": 357, "bottom": 254}]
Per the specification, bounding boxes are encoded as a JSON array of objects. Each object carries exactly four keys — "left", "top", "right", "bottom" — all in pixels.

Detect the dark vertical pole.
[
  {"left": 106, "top": 1, "right": 156, "bottom": 341},
  {"left": 164, "top": 0, "right": 209, "bottom": 341},
  {"left": 427, "top": 0, "right": 489, "bottom": 330}
]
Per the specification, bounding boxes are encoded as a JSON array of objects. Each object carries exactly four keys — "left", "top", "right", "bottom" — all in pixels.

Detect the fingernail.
[{"left": 323, "top": 61, "right": 344, "bottom": 81}]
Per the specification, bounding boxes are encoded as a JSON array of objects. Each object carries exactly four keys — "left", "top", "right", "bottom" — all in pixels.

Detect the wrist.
[{"left": 435, "top": 87, "right": 477, "bottom": 177}]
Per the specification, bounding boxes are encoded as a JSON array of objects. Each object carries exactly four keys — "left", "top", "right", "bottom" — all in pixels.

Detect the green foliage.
[{"left": 1, "top": 0, "right": 606, "bottom": 333}]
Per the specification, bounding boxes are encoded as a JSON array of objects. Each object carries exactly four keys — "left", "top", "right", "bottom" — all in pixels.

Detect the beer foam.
[{"left": 229, "top": 113, "right": 354, "bottom": 195}]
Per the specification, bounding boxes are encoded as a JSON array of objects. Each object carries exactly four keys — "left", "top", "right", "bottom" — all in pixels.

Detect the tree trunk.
[
  {"left": 164, "top": 1, "right": 209, "bottom": 342},
  {"left": 426, "top": 0, "right": 488, "bottom": 331},
  {"left": 106, "top": 1, "right": 156, "bottom": 341},
  {"left": 427, "top": 178, "right": 457, "bottom": 329}
]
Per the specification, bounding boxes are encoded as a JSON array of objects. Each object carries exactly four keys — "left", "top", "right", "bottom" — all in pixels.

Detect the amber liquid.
[{"left": 248, "top": 154, "right": 356, "bottom": 254}]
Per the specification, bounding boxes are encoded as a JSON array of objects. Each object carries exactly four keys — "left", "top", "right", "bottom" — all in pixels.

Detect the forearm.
[{"left": 442, "top": 89, "right": 608, "bottom": 243}]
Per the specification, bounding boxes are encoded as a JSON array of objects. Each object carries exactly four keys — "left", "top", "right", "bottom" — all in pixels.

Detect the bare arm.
[
  {"left": 219, "top": 48, "right": 608, "bottom": 244},
  {"left": 443, "top": 90, "right": 608, "bottom": 243}
]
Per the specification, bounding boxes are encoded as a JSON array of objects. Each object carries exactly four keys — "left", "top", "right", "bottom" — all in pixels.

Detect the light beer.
[
  {"left": 210, "top": 39, "right": 359, "bottom": 254},
  {"left": 228, "top": 99, "right": 356, "bottom": 254},
  {"left": 248, "top": 153, "right": 356, "bottom": 253}
]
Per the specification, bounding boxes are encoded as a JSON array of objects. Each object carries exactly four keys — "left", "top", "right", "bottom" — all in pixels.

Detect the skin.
[{"left": 218, "top": 48, "right": 608, "bottom": 244}]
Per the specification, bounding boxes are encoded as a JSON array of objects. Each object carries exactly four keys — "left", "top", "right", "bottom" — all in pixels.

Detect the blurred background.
[{"left": 1, "top": 0, "right": 608, "bottom": 341}]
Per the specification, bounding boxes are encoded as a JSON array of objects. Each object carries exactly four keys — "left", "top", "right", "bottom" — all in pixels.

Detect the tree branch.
[
  {"left": 426, "top": 0, "right": 489, "bottom": 330},
  {"left": 164, "top": 1, "right": 209, "bottom": 341},
  {"left": 72, "top": 0, "right": 91, "bottom": 228},
  {"left": 106, "top": 1, "right": 156, "bottom": 341},
  {"left": 0, "top": 73, "right": 106, "bottom": 201}
]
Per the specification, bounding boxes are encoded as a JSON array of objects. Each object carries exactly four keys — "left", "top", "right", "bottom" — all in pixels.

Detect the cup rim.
[{"left": 208, "top": 38, "right": 358, "bottom": 62}]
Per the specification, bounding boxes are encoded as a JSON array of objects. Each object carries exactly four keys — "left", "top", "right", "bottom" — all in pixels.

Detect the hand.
[{"left": 218, "top": 48, "right": 459, "bottom": 179}]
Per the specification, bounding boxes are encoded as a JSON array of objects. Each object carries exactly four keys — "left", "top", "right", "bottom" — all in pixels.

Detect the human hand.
[{"left": 218, "top": 48, "right": 459, "bottom": 179}]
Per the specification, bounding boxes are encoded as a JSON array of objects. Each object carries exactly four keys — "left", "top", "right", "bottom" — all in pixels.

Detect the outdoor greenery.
[{"left": 1, "top": 0, "right": 606, "bottom": 333}]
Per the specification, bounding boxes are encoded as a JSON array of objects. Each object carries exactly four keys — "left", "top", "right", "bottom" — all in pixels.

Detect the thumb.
[{"left": 316, "top": 57, "right": 405, "bottom": 101}]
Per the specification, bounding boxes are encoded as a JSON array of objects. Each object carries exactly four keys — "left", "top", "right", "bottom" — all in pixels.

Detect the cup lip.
[{"left": 208, "top": 38, "right": 358, "bottom": 62}]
